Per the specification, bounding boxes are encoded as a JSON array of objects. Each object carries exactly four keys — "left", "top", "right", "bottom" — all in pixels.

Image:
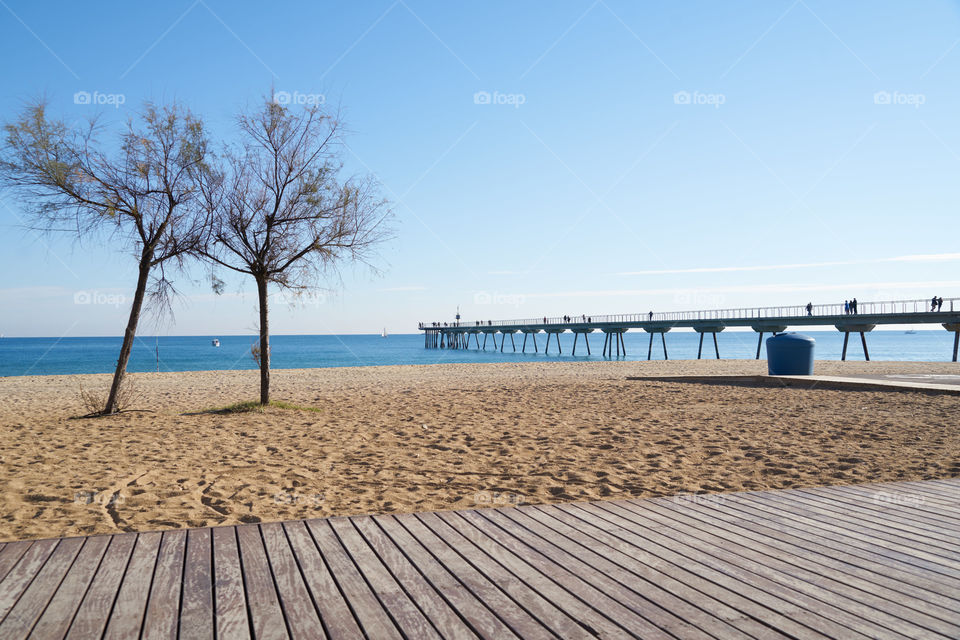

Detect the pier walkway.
[
  {"left": 0, "top": 478, "right": 958, "bottom": 638},
  {"left": 420, "top": 297, "right": 960, "bottom": 361}
]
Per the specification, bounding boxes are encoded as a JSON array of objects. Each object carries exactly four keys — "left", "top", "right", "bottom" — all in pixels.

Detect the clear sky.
[{"left": 2, "top": 0, "right": 959, "bottom": 336}]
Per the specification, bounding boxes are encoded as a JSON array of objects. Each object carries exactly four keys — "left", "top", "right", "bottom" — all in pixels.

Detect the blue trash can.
[{"left": 766, "top": 332, "right": 815, "bottom": 375}]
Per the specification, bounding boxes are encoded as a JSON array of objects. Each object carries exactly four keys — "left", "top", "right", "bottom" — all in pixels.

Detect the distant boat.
[
  {"left": 212, "top": 338, "right": 220, "bottom": 347},
  {"left": 904, "top": 330, "right": 917, "bottom": 335},
  {"left": 381, "top": 328, "right": 388, "bottom": 338}
]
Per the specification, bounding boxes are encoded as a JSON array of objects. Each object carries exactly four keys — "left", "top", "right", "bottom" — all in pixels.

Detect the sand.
[{"left": 1, "top": 359, "right": 958, "bottom": 541}]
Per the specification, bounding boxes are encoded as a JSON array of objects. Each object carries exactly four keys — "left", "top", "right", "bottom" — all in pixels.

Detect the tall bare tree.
[
  {"left": 1, "top": 100, "right": 210, "bottom": 414},
  {"left": 201, "top": 99, "right": 391, "bottom": 405}
]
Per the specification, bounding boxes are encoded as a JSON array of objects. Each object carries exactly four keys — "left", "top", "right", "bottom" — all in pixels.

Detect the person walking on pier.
[
  {"left": 851, "top": 298, "right": 858, "bottom": 314},
  {"left": 649, "top": 311, "right": 653, "bottom": 321},
  {"left": 932, "top": 296, "right": 939, "bottom": 312},
  {"left": 806, "top": 302, "right": 813, "bottom": 316},
  {"left": 939, "top": 297, "right": 945, "bottom": 311},
  {"left": 844, "top": 300, "right": 850, "bottom": 315}
]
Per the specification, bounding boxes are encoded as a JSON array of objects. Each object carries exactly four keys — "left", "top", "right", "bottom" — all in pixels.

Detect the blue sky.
[{"left": 1, "top": 0, "right": 959, "bottom": 336}]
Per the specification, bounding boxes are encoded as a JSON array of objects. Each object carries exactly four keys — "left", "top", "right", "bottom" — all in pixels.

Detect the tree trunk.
[
  {"left": 103, "top": 256, "right": 152, "bottom": 414},
  {"left": 256, "top": 276, "right": 270, "bottom": 405}
]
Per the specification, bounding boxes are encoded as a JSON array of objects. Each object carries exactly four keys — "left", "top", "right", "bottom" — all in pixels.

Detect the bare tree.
[
  {"left": 201, "top": 99, "right": 391, "bottom": 405},
  {"left": 1, "top": 100, "right": 210, "bottom": 414}
]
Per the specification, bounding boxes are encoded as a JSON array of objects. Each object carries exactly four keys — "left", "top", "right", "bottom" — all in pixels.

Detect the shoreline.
[{"left": 2, "top": 357, "right": 958, "bottom": 381}]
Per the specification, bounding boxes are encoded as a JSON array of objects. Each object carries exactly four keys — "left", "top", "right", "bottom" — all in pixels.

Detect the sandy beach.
[{"left": 1, "top": 359, "right": 958, "bottom": 542}]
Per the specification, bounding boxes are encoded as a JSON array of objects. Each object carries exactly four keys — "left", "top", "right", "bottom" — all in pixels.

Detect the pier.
[{"left": 421, "top": 297, "right": 960, "bottom": 361}]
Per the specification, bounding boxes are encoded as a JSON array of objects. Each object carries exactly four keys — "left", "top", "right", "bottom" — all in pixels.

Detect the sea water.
[{"left": 0, "top": 331, "right": 956, "bottom": 377}]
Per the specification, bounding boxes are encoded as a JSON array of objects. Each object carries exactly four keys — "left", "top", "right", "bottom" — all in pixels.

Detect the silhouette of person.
[
  {"left": 932, "top": 296, "right": 939, "bottom": 312},
  {"left": 939, "top": 297, "right": 944, "bottom": 311},
  {"left": 844, "top": 300, "right": 849, "bottom": 315},
  {"left": 806, "top": 302, "right": 813, "bottom": 316},
  {"left": 648, "top": 311, "right": 653, "bottom": 321},
  {"left": 852, "top": 298, "right": 858, "bottom": 314}
]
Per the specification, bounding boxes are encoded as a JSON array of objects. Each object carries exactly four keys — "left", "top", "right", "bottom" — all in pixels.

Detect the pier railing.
[{"left": 421, "top": 297, "right": 958, "bottom": 328}]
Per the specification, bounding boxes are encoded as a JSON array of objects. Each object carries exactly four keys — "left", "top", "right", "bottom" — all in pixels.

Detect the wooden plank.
[
  {"left": 835, "top": 480, "right": 960, "bottom": 507},
  {"left": 179, "top": 528, "right": 214, "bottom": 640},
  {"left": 0, "top": 539, "right": 59, "bottom": 623},
  {"left": 282, "top": 520, "right": 363, "bottom": 640},
  {"left": 795, "top": 486, "right": 960, "bottom": 532},
  {"left": 429, "top": 511, "right": 640, "bottom": 638},
  {"left": 371, "top": 515, "right": 519, "bottom": 640},
  {"left": 0, "top": 537, "right": 83, "bottom": 638},
  {"left": 328, "top": 517, "right": 441, "bottom": 639},
  {"left": 211, "top": 526, "right": 250, "bottom": 640},
  {"left": 0, "top": 542, "right": 32, "bottom": 584},
  {"left": 528, "top": 503, "right": 823, "bottom": 639},
  {"left": 601, "top": 500, "right": 930, "bottom": 639},
  {"left": 820, "top": 483, "right": 960, "bottom": 521},
  {"left": 496, "top": 506, "right": 772, "bottom": 638},
  {"left": 102, "top": 531, "right": 162, "bottom": 640},
  {"left": 727, "top": 493, "right": 960, "bottom": 587},
  {"left": 350, "top": 516, "right": 478, "bottom": 639},
  {"left": 305, "top": 518, "right": 401, "bottom": 640},
  {"left": 457, "top": 509, "right": 678, "bottom": 638},
  {"left": 393, "top": 513, "right": 558, "bottom": 640},
  {"left": 569, "top": 502, "right": 861, "bottom": 639},
  {"left": 259, "top": 521, "right": 325, "bottom": 639},
  {"left": 685, "top": 493, "right": 960, "bottom": 613},
  {"left": 236, "top": 524, "right": 288, "bottom": 640},
  {"left": 29, "top": 535, "right": 111, "bottom": 640},
  {"left": 65, "top": 534, "right": 137, "bottom": 639},
  {"left": 141, "top": 529, "right": 187, "bottom": 640},
  {"left": 645, "top": 497, "right": 960, "bottom": 637},
  {"left": 769, "top": 490, "right": 960, "bottom": 550},
  {"left": 743, "top": 492, "right": 960, "bottom": 570}
]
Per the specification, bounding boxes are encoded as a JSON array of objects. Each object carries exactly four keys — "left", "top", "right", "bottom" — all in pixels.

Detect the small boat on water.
[
  {"left": 381, "top": 328, "right": 388, "bottom": 338},
  {"left": 904, "top": 330, "right": 918, "bottom": 335},
  {"left": 212, "top": 338, "right": 220, "bottom": 347}
]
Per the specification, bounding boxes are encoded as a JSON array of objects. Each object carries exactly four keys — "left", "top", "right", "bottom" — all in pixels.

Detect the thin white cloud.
[
  {"left": 616, "top": 252, "right": 960, "bottom": 276},
  {"left": 890, "top": 253, "right": 960, "bottom": 263}
]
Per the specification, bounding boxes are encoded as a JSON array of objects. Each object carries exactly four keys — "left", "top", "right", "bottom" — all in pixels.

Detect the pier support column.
[
  {"left": 572, "top": 329, "right": 594, "bottom": 356},
  {"left": 836, "top": 324, "right": 875, "bottom": 361},
  {"left": 947, "top": 324, "right": 960, "bottom": 362},
  {"left": 602, "top": 329, "right": 626, "bottom": 358},
  {"left": 544, "top": 330, "right": 565, "bottom": 354},
  {"left": 751, "top": 326, "right": 788, "bottom": 360},
  {"left": 693, "top": 325, "right": 725, "bottom": 360},
  {"left": 643, "top": 327, "right": 670, "bottom": 360}
]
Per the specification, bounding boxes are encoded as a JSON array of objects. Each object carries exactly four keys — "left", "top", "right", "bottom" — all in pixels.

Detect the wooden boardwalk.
[{"left": 1, "top": 479, "right": 959, "bottom": 639}]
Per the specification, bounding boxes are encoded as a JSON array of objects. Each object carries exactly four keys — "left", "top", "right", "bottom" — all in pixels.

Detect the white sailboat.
[{"left": 381, "top": 327, "right": 388, "bottom": 338}]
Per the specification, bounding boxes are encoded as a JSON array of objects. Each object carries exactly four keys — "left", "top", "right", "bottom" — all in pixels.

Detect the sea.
[{"left": 0, "top": 330, "right": 955, "bottom": 377}]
